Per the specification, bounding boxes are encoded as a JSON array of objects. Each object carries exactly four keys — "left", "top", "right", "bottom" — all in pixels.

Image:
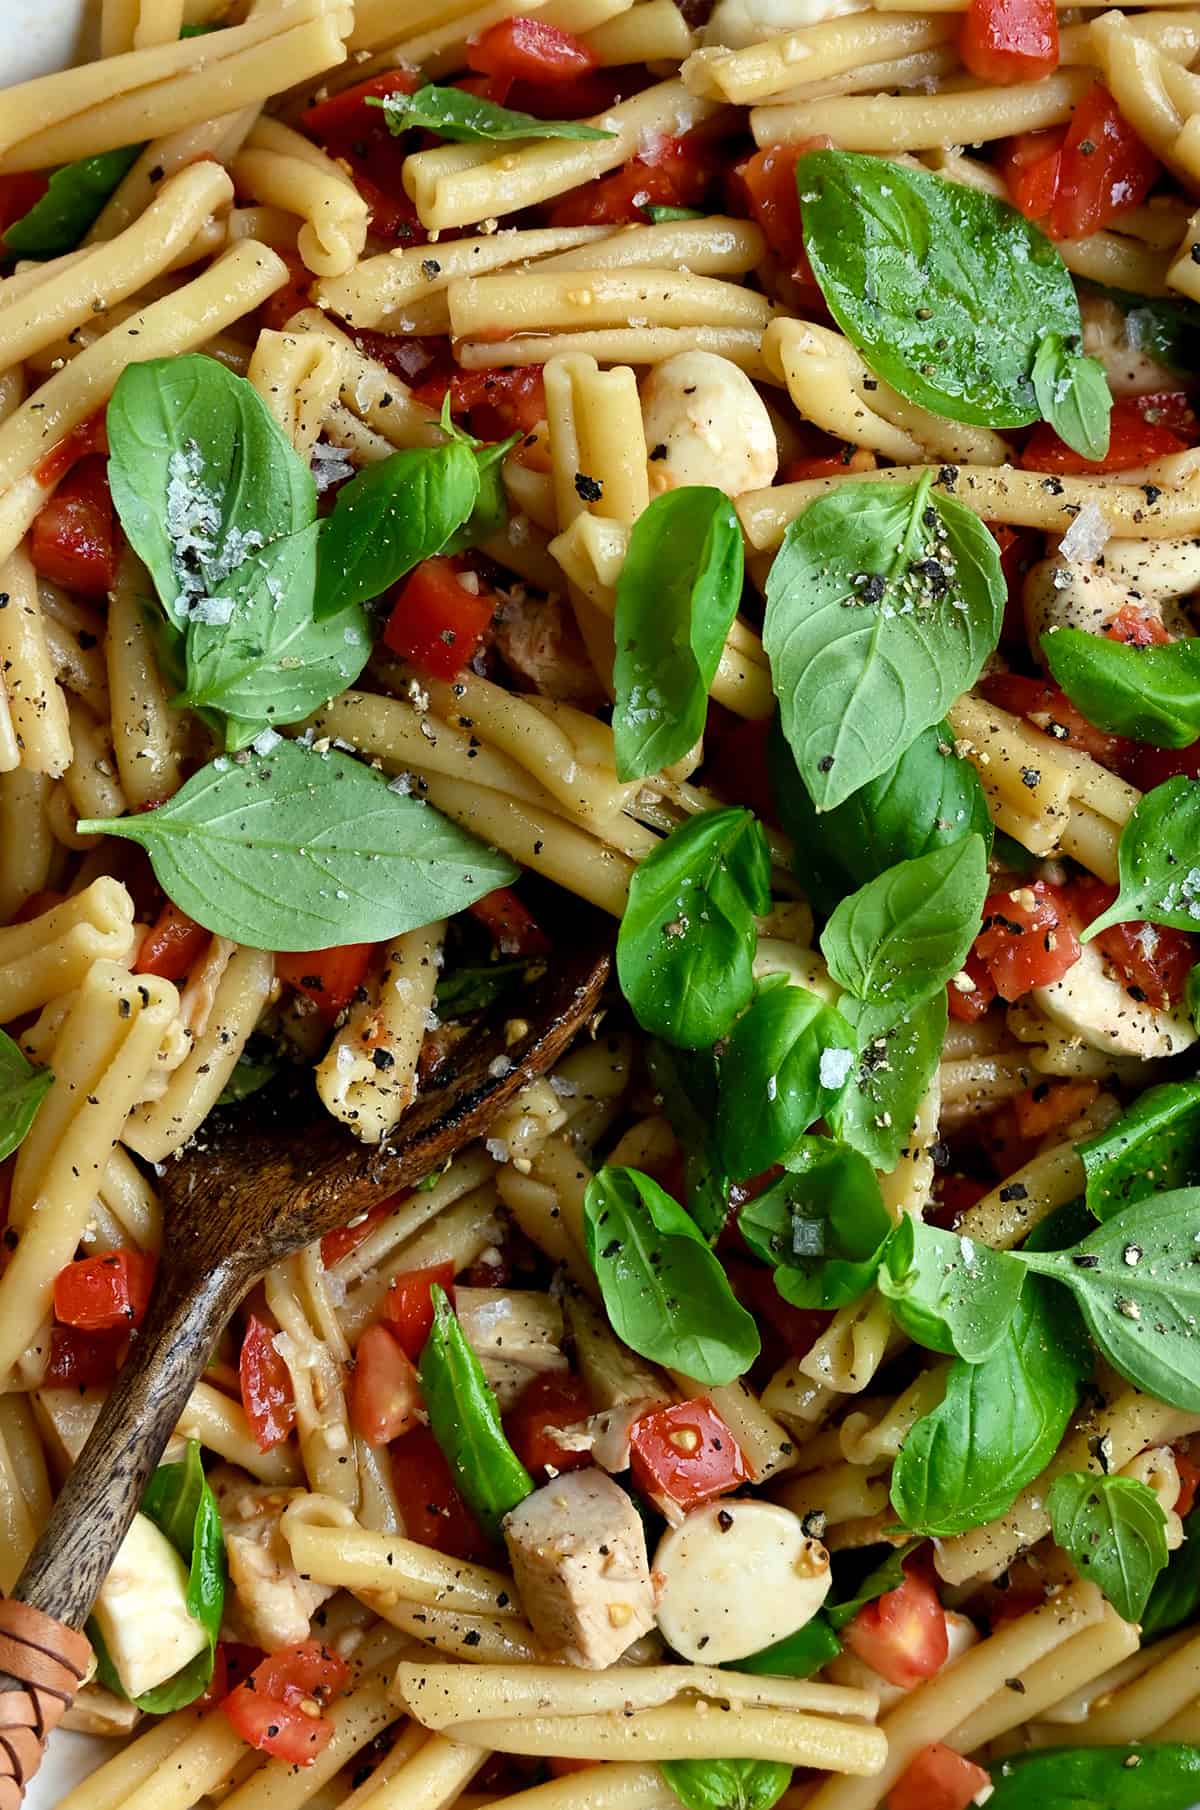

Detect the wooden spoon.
[{"left": 0, "top": 934, "right": 611, "bottom": 1806}]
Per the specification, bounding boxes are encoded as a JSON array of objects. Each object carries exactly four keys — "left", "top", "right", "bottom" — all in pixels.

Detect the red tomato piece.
[
  {"left": 1174, "top": 1449, "right": 1200, "bottom": 1518},
  {"left": 467, "top": 18, "right": 598, "bottom": 82},
  {"left": 734, "top": 141, "right": 830, "bottom": 290},
  {"left": 629, "top": 1399, "right": 749, "bottom": 1514},
  {"left": 781, "top": 449, "right": 877, "bottom": 480},
  {"left": 223, "top": 1640, "right": 350, "bottom": 1767},
  {"left": 43, "top": 1323, "right": 127, "bottom": 1388},
  {"left": 32, "top": 412, "right": 108, "bottom": 489},
  {"left": 382, "top": 1262, "right": 457, "bottom": 1360},
  {"left": 411, "top": 365, "right": 547, "bottom": 440},
  {"left": 1022, "top": 395, "right": 1187, "bottom": 474},
  {"left": 350, "top": 1324, "right": 423, "bottom": 1446},
  {"left": 1128, "top": 736, "right": 1200, "bottom": 791},
  {"left": 506, "top": 1371, "right": 593, "bottom": 1477},
  {"left": 727, "top": 1256, "right": 831, "bottom": 1360},
  {"left": 547, "top": 132, "right": 717, "bottom": 227},
  {"left": 321, "top": 1196, "right": 402, "bottom": 1269},
  {"left": 383, "top": 556, "right": 495, "bottom": 680},
  {"left": 0, "top": 171, "right": 50, "bottom": 239},
  {"left": 300, "top": 70, "right": 421, "bottom": 141},
  {"left": 960, "top": 0, "right": 1057, "bottom": 84},
  {"left": 301, "top": 72, "right": 420, "bottom": 238},
  {"left": 197, "top": 1641, "right": 264, "bottom": 1708},
  {"left": 1105, "top": 603, "right": 1173, "bottom": 646},
  {"left": 702, "top": 710, "right": 777, "bottom": 826},
  {"left": 29, "top": 456, "right": 117, "bottom": 597},
  {"left": 928, "top": 1172, "right": 992, "bottom": 1230},
  {"left": 390, "top": 1424, "right": 487, "bottom": 1559},
  {"left": 467, "top": 887, "right": 550, "bottom": 957},
  {"left": 134, "top": 902, "right": 210, "bottom": 981},
  {"left": 239, "top": 1312, "right": 297, "bottom": 1452},
  {"left": 1010, "top": 1078, "right": 1099, "bottom": 1141},
  {"left": 889, "top": 1744, "right": 991, "bottom": 1810},
  {"left": 1071, "top": 874, "right": 1195, "bottom": 1009},
  {"left": 997, "top": 127, "right": 1067, "bottom": 223},
  {"left": 973, "top": 880, "right": 1081, "bottom": 1001},
  {"left": 978, "top": 671, "right": 1134, "bottom": 771},
  {"left": 276, "top": 944, "right": 373, "bottom": 1022},
  {"left": 54, "top": 1249, "right": 156, "bottom": 1331},
  {"left": 259, "top": 252, "right": 313, "bottom": 333},
  {"left": 947, "top": 951, "right": 998, "bottom": 1023},
  {"left": 843, "top": 1562, "right": 949, "bottom": 1690},
  {"left": 1047, "top": 84, "right": 1159, "bottom": 240}
]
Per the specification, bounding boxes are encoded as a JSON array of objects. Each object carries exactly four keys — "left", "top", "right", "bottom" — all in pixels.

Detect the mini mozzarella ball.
[
  {"left": 652, "top": 1500, "right": 831, "bottom": 1662},
  {"left": 1033, "top": 937, "right": 1196, "bottom": 1062},
  {"left": 641, "top": 352, "right": 778, "bottom": 498},
  {"left": 704, "top": 0, "right": 866, "bottom": 47}
]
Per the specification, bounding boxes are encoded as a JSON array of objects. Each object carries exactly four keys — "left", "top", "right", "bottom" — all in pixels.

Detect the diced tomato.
[
  {"left": 629, "top": 1399, "right": 749, "bottom": 1514},
  {"left": 889, "top": 1744, "right": 991, "bottom": 1810},
  {"left": 223, "top": 1640, "right": 350, "bottom": 1766},
  {"left": 301, "top": 72, "right": 420, "bottom": 240},
  {"left": 350, "top": 1324, "right": 423, "bottom": 1446},
  {"left": 548, "top": 1759, "right": 599, "bottom": 1777},
  {"left": 978, "top": 671, "right": 1134, "bottom": 772},
  {"left": 781, "top": 449, "right": 877, "bottom": 480},
  {"left": 29, "top": 456, "right": 117, "bottom": 597},
  {"left": 198, "top": 1641, "right": 264, "bottom": 1709},
  {"left": 382, "top": 1262, "right": 457, "bottom": 1360},
  {"left": 734, "top": 141, "right": 830, "bottom": 291},
  {"left": 929, "top": 1172, "right": 992, "bottom": 1231},
  {"left": 1128, "top": 736, "right": 1200, "bottom": 791},
  {"left": 998, "top": 127, "right": 1067, "bottom": 223},
  {"left": 383, "top": 556, "right": 495, "bottom": 680},
  {"left": 410, "top": 365, "right": 546, "bottom": 440},
  {"left": 1048, "top": 84, "right": 1160, "bottom": 241},
  {"left": 468, "top": 18, "right": 598, "bottom": 82},
  {"left": 1011, "top": 1077, "right": 1099, "bottom": 1141},
  {"left": 727, "top": 1257, "right": 831, "bottom": 1360},
  {"left": 467, "top": 887, "right": 550, "bottom": 958},
  {"left": 1174, "top": 1449, "right": 1200, "bottom": 1518},
  {"left": 701, "top": 710, "right": 776, "bottom": 824},
  {"left": 259, "top": 252, "right": 313, "bottom": 333},
  {"left": 987, "top": 521, "right": 1040, "bottom": 646},
  {"left": 1071, "top": 874, "right": 1195, "bottom": 1008},
  {"left": 547, "top": 132, "right": 717, "bottom": 227},
  {"left": 960, "top": 0, "right": 1057, "bottom": 84},
  {"left": 947, "top": 951, "right": 997, "bottom": 1023},
  {"left": 1023, "top": 396, "right": 1188, "bottom": 474},
  {"left": 239, "top": 1312, "right": 297, "bottom": 1452},
  {"left": 390, "top": 1424, "right": 487, "bottom": 1559},
  {"left": 134, "top": 902, "right": 210, "bottom": 982},
  {"left": 843, "top": 1561, "right": 949, "bottom": 1690},
  {"left": 300, "top": 69, "right": 422, "bottom": 142},
  {"left": 1105, "top": 603, "right": 1173, "bottom": 646},
  {"left": 53, "top": 1249, "right": 156, "bottom": 1331},
  {"left": 0, "top": 171, "right": 50, "bottom": 241},
  {"left": 43, "top": 1323, "right": 127, "bottom": 1388},
  {"left": 506, "top": 1371, "right": 593, "bottom": 1477},
  {"left": 32, "top": 413, "right": 108, "bottom": 489},
  {"left": 276, "top": 944, "right": 373, "bottom": 1022},
  {"left": 973, "top": 880, "right": 1080, "bottom": 1001},
  {"left": 321, "top": 1196, "right": 402, "bottom": 1269},
  {"left": 988, "top": 1587, "right": 1046, "bottom": 1627}
]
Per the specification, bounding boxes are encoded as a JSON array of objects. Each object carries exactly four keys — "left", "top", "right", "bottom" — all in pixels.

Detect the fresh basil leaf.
[
  {"left": 1048, "top": 1471, "right": 1169, "bottom": 1622},
  {"left": 764, "top": 475, "right": 1004, "bottom": 809},
  {"left": 989, "top": 1743, "right": 1200, "bottom": 1810},
  {"left": 1087, "top": 281, "right": 1200, "bottom": 377},
  {"left": 1080, "top": 777, "right": 1200, "bottom": 939},
  {"left": 1142, "top": 1502, "right": 1200, "bottom": 1637},
  {"left": 441, "top": 434, "right": 519, "bottom": 558},
  {"left": 583, "top": 1166, "right": 760, "bottom": 1386},
  {"left": 1031, "top": 333, "right": 1112, "bottom": 461},
  {"left": 644, "top": 204, "right": 706, "bottom": 223},
  {"left": 613, "top": 487, "right": 744, "bottom": 782},
  {"left": 828, "top": 991, "right": 947, "bottom": 1173},
  {"left": 715, "top": 983, "right": 858, "bottom": 1178},
  {"left": 0, "top": 1027, "right": 52, "bottom": 1162},
  {"left": 420, "top": 1285, "right": 533, "bottom": 1538},
  {"left": 768, "top": 713, "right": 991, "bottom": 915},
  {"left": 135, "top": 1440, "right": 224, "bottom": 1711},
  {"left": 373, "top": 83, "right": 614, "bottom": 144},
  {"left": 724, "top": 1617, "right": 842, "bottom": 1678},
  {"left": 1189, "top": 960, "right": 1200, "bottom": 1032},
  {"left": 738, "top": 1138, "right": 892, "bottom": 1308},
  {"left": 819, "top": 836, "right": 988, "bottom": 1011},
  {"left": 824, "top": 1541, "right": 922, "bottom": 1632},
  {"left": 1078, "top": 1079, "right": 1200, "bottom": 1221},
  {"left": 435, "top": 958, "right": 527, "bottom": 1019},
  {"left": 1042, "top": 629, "right": 1200, "bottom": 749},
  {"left": 82, "top": 740, "right": 517, "bottom": 951},
  {"left": 616, "top": 807, "right": 771, "bottom": 1049},
  {"left": 891, "top": 1277, "right": 1086, "bottom": 1536},
  {"left": 314, "top": 440, "right": 479, "bottom": 619},
  {"left": 879, "top": 1216, "right": 1027, "bottom": 1361},
  {"left": 217, "top": 1042, "right": 283, "bottom": 1106},
  {"left": 2, "top": 145, "right": 141, "bottom": 258},
  {"left": 1019, "top": 1189, "right": 1200, "bottom": 1410},
  {"left": 661, "top": 1759, "right": 792, "bottom": 1810},
  {"left": 645, "top": 1040, "right": 728, "bottom": 1242},
  {"left": 798, "top": 149, "right": 1082, "bottom": 428},
  {"left": 993, "top": 829, "right": 1039, "bottom": 875}
]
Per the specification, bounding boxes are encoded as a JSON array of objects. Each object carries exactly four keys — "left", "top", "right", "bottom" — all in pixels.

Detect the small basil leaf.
[
  {"left": 2, "top": 145, "right": 141, "bottom": 257},
  {"left": 819, "top": 836, "right": 988, "bottom": 1010},
  {"left": 613, "top": 486, "right": 744, "bottom": 782},
  {"left": 420, "top": 1285, "right": 533, "bottom": 1538},
  {"left": 764, "top": 475, "right": 1004, "bottom": 810},
  {"left": 81, "top": 740, "right": 517, "bottom": 951},
  {"left": 1078, "top": 1079, "right": 1200, "bottom": 1220},
  {"left": 988, "top": 1744, "right": 1200, "bottom": 1810},
  {"left": 828, "top": 991, "right": 947, "bottom": 1174},
  {"left": 616, "top": 807, "right": 771, "bottom": 1049},
  {"left": 314, "top": 440, "right": 480, "bottom": 619},
  {"left": 1080, "top": 776, "right": 1200, "bottom": 939},
  {"left": 1042, "top": 628, "right": 1200, "bottom": 749},
  {"left": 824, "top": 1541, "right": 923, "bottom": 1632},
  {"left": 434, "top": 959, "right": 527, "bottom": 1020},
  {"left": 1142, "top": 1502, "right": 1200, "bottom": 1637},
  {"left": 441, "top": 434, "right": 519, "bottom": 558},
  {"left": 645, "top": 1040, "right": 728, "bottom": 1242},
  {"left": 737, "top": 1137, "right": 893, "bottom": 1308},
  {"left": 879, "top": 1217, "right": 1027, "bottom": 1361},
  {"left": 890, "top": 1277, "right": 1086, "bottom": 1536},
  {"left": 644, "top": 204, "right": 706, "bottom": 222},
  {"left": 724, "top": 1617, "right": 842, "bottom": 1678},
  {"left": 1086, "top": 281, "right": 1200, "bottom": 376},
  {"left": 582, "top": 1166, "right": 760, "bottom": 1386},
  {"left": 130, "top": 1440, "right": 224, "bottom": 1711},
  {"left": 1189, "top": 961, "right": 1200, "bottom": 1032},
  {"left": 1031, "top": 333, "right": 1112, "bottom": 461},
  {"left": 715, "top": 984, "right": 858, "bottom": 1179},
  {"left": 798, "top": 149, "right": 1082, "bottom": 428},
  {"left": 373, "top": 84, "right": 614, "bottom": 143},
  {"left": 661, "top": 1759, "right": 792, "bottom": 1810},
  {"left": 0, "top": 1028, "right": 52, "bottom": 1162},
  {"left": 1047, "top": 1471, "right": 1169, "bottom": 1622}
]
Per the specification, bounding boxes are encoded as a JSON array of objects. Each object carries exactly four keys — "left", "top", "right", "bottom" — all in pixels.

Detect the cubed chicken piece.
[
  {"left": 493, "top": 589, "right": 604, "bottom": 706},
  {"left": 503, "top": 1470, "right": 656, "bottom": 1668},
  {"left": 209, "top": 1465, "right": 335, "bottom": 1651},
  {"left": 455, "top": 1287, "right": 568, "bottom": 1410},
  {"left": 91, "top": 1512, "right": 208, "bottom": 1701}
]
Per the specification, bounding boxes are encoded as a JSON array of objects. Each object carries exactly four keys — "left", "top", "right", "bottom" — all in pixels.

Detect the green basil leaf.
[
  {"left": 1020, "top": 1189, "right": 1200, "bottom": 1410},
  {"left": 891, "top": 1277, "right": 1086, "bottom": 1536},
  {"left": 768, "top": 713, "right": 991, "bottom": 915},
  {"left": 764, "top": 475, "right": 1004, "bottom": 809},
  {"left": 879, "top": 1217, "right": 1027, "bottom": 1361},
  {"left": 798, "top": 149, "right": 1082, "bottom": 428},
  {"left": 216, "top": 1042, "right": 283, "bottom": 1106},
  {"left": 612, "top": 486, "right": 744, "bottom": 782},
  {"left": 1189, "top": 960, "right": 1200, "bottom": 1032},
  {"left": 724, "top": 1617, "right": 842, "bottom": 1678},
  {"left": 645, "top": 1041, "right": 728, "bottom": 1241},
  {"left": 373, "top": 84, "right": 614, "bottom": 144},
  {"left": 314, "top": 440, "right": 480, "bottom": 619},
  {"left": 989, "top": 1744, "right": 1200, "bottom": 1810},
  {"left": 0, "top": 1027, "right": 52, "bottom": 1163},
  {"left": 1142, "top": 1502, "right": 1200, "bottom": 1637},
  {"left": 81, "top": 739, "right": 517, "bottom": 950},
  {"left": 441, "top": 434, "right": 519, "bottom": 558},
  {"left": 107, "top": 355, "right": 315, "bottom": 634},
  {"left": 1078, "top": 1079, "right": 1200, "bottom": 1220},
  {"left": 616, "top": 807, "right": 771, "bottom": 1049},
  {"left": 434, "top": 959, "right": 527, "bottom": 1020},
  {"left": 993, "top": 829, "right": 1039, "bottom": 875},
  {"left": 660, "top": 1759, "right": 792, "bottom": 1810},
  {"left": 2, "top": 145, "right": 141, "bottom": 258},
  {"left": 1080, "top": 776, "right": 1200, "bottom": 939},
  {"left": 828, "top": 991, "right": 947, "bottom": 1173},
  {"left": 824, "top": 1541, "right": 922, "bottom": 1632},
  {"left": 737, "top": 1137, "right": 893, "bottom": 1308},
  {"left": 715, "top": 983, "right": 858, "bottom": 1179},
  {"left": 1042, "top": 628, "right": 1200, "bottom": 749},
  {"left": 583, "top": 1165, "right": 760, "bottom": 1386},
  {"left": 420, "top": 1285, "right": 533, "bottom": 1538},
  {"left": 644, "top": 205, "right": 706, "bottom": 222},
  {"left": 1031, "top": 333, "right": 1112, "bottom": 461},
  {"left": 819, "top": 836, "right": 988, "bottom": 1010},
  {"left": 1086, "top": 281, "right": 1200, "bottom": 377},
  {"left": 1047, "top": 1471, "right": 1169, "bottom": 1622},
  {"left": 131, "top": 1439, "right": 225, "bottom": 1711}
]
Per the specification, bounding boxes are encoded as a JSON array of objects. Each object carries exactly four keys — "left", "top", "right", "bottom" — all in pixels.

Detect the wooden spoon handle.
[{"left": 0, "top": 1254, "right": 249, "bottom": 1805}]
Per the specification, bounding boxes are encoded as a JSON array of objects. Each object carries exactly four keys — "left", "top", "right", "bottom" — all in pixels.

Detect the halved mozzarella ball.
[
  {"left": 652, "top": 1500, "right": 831, "bottom": 1662},
  {"left": 641, "top": 352, "right": 777, "bottom": 498}
]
